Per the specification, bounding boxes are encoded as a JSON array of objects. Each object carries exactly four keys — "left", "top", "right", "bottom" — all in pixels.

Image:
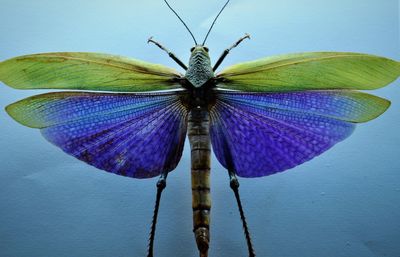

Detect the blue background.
[{"left": 0, "top": 0, "right": 399, "bottom": 257}]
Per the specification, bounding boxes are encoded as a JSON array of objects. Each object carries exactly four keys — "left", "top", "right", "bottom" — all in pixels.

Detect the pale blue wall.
[{"left": 0, "top": 1, "right": 399, "bottom": 257}]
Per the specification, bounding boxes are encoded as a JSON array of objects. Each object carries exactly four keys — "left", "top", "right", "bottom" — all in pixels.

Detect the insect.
[{"left": 0, "top": 0, "right": 399, "bottom": 257}]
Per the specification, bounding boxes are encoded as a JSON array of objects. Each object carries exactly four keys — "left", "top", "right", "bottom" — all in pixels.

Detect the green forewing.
[
  {"left": 217, "top": 52, "right": 400, "bottom": 92},
  {"left": 0, "top": 52, "right": 182, "bottom": 92}
]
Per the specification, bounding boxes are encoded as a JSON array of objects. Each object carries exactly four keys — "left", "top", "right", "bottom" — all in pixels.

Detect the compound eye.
[
  {"left": 204, "top": 47, "right": 209, "bottom": 52},
  {"left": 190, "top": 47, "right": 195, "bottom": 52}
]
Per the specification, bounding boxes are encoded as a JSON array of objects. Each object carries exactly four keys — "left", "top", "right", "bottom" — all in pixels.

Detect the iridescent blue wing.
[
  {"left": 6, "top": 91, "right": 188, "bottom": 178},
  {"left": 210, "top": 90, "right": 390, "bottom": 177}
]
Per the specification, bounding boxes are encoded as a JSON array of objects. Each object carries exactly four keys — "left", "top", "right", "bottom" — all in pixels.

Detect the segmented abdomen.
[{"left": 188, "top": 108, "right": 211, "bottom": 256}]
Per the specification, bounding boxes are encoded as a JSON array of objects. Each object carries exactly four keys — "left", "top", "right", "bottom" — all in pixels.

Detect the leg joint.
[
  {"left": 229, "top": 170, "right": 240, "bottom": 190},
  {"left": 157, "top": 179, "right": 166, "bottom": 190},
  {"left": 230, "top": 177, "right": 240, "bottom": 190}
]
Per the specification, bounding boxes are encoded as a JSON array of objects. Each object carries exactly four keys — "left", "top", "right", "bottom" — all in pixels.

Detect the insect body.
[
  {"left": 185, "top": 47, "right": 214, "bottom": 256},
  {"left": 1, "top": 1, "right": 399, "bottom": 257}
]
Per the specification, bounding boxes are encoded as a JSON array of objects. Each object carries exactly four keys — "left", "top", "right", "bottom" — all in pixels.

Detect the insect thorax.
[{"left": 185, "top": 47, "right": 214, "bottom": 88}]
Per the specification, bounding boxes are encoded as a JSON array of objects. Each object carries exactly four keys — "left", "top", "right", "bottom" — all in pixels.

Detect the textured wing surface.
[
  {"left": 210, "top": 90, "right": 390, "bottom": 177},
  {"left": 6, "top": 91, "right": 188, "bottom": 178},
  {"left": 0, "top": 52, "right": 181, "bottom": 92},
  {"left": 217, "top": 52, "right": 400, "bottom": 92}
]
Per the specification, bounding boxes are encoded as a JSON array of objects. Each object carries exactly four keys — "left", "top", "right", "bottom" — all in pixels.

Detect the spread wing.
[
  {"left": 6, "top": 91, "right": 188, "bottom": 178},
  {"left": 210, "top": 90, "right": 390, "bottom": 177},
  {"left": 217, "top": 52, "right": 400, "bottom": 92},
  {"left": 0, "top": 52, "right": 182, "bottom": 92}
]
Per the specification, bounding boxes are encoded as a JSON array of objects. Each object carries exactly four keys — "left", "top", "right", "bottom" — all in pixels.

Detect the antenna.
[
  {"left": 164, "top": 0, "right": 198, "bottom": 45},
  {"left": 202, "top": 0, "right": 230, "bottom": 45}
]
